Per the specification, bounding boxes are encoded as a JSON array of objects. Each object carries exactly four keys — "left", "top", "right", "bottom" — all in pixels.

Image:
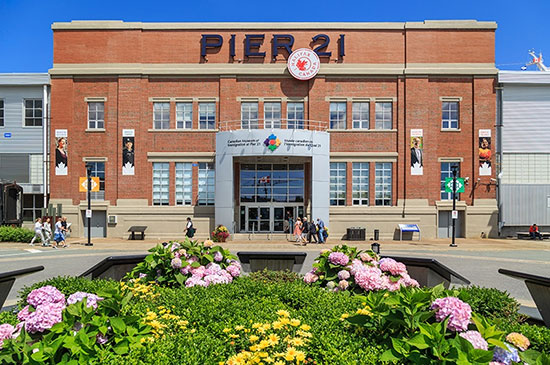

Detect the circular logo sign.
[{"left": 287, "top": 48, "right": 320, "bottom": 81}]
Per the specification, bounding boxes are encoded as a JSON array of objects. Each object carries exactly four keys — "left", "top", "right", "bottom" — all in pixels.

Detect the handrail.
[{"left": 219, "top": 119, "right": 329, "bottom": 132}]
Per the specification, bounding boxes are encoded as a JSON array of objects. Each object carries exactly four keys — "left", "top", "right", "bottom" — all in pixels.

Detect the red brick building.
[{"left": 49, "top": 20, "right": 498, "bottom": 239}]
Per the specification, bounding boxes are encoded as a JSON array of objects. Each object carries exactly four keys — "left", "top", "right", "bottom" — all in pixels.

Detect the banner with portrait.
[
  {"left": 122, "top": 129, "right": 135, "bottom": 175},
  {"left": 55, "top": 129, "right": 68, "bottom": 176},
  {"left": 410, "top": 129, "right": 423, "bottom": 175},
  {"left": 479, "top": 129, "right": 491, "bottom": 176}
]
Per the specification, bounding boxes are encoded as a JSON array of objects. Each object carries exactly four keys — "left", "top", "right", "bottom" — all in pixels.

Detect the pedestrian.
[
  {"left": 307, "top": 218, "right": 318, "bottom": 243},
  {"left": 294, "top": 218, "right": 303, "bottom": 243},
  {"left": 185, "top": 217, "right": 195, "bottom": 238},
  {"left": 42, "top": 217, "right": 52, "bottom": 246},
  {"left": 30, "top": 218, "right": 45, "bottom": 246},
  {"left": 286, "top": 210, "right": 294, "bottom": 234},
  {"left": 529, "top": 223, "right": 543, "bottom": 240},
  {"left": 301, "top": 217, "right": 309, "bottom": 245},
  {"left": 52, "top": 217, "right": 64, "bottom": 249},
  {"left": 61, "top": 217, "right": 70, "bottom": 247},
  {"left": 316, "top": 218, "right": 325, "bottom": 244}
]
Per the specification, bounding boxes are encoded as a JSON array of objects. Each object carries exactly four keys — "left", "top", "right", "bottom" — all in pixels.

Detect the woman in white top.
[
  {"left": 52, "top": 217, "right": 65, "bottom": 249},
  {"left": 42, "top": 217, "right": 52, "bottom": 246},
  {"left": 30, "top": 218, "right": 45, "bottom": 246}
]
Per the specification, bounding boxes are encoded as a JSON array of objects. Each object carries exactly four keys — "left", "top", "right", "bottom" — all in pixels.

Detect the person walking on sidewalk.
[
  {"left": 42, "top": 217, "right": 52, "bottom": 246},
  {"left": 316, "top": 218, "right": 325, "bottom": 243},
  {"left": 294, "top": 218, "right": 303, "bottom": 243},
  {"left": 307, "top": 219, "right": 318, "bottom": 244},
  {"left": 30, "top": 218, "right": 45, "bottom": 246},
  {"left": 301, "top": 217, "right": 309, "bottom": 244}
]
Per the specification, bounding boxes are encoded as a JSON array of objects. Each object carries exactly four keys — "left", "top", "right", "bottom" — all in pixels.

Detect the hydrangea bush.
[
  {"left": 127, "top": 239, "right": 241, "bottom": 288},
  {"left": 304, "top": 245, "right": 418, "bottom": 293}
]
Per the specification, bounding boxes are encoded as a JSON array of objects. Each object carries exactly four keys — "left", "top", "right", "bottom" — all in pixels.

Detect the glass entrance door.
[{"left": 241, "top": 205, "right": 302, "bottom": 233}]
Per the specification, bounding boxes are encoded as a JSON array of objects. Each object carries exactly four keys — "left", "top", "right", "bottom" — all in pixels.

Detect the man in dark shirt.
[{"left": 307, "top": 220, "right": 318, "bottom": 243}]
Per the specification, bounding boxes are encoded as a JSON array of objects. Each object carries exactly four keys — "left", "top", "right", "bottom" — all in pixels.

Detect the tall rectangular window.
[
  {"left": 198, "top": 162, "right": 215, "bottom": 205},
  {"left": 241, "top": 102, "right": 259, "bottom": 129},
  {"left": 352, "top": 162, "right": 369, "bottom": 205},
  {"left": 352, "top": 102, "right": 369, "bottom": 129},
  {"left": 375, "top": 102, "right": 392, "bottom": 130},
  {"left": 88, "top": 162, "right": 105, "bottom": 201},
  {"left": 176, "top": 102, "right": 192, "bottom": 129},
  {"left": 442, "top": 101, "right": 459, "bottom": 129},
  {"left": 23, "top": 194, "right": 44, "bottom": 222},
  {"left": 199, "top": 102, "right": 216, "bottom": 129},
  {"left": 153, "top": 102, "right": 170, "bottom": 130},
  {"left": 330, "top": 162, "right": 346, "bottom": 206},
  {"left": 153, "top": 162, "right": 169, "bottom": 206},
  {"left": 29, "top": 154, "right": 43, "bottom": 185},
  {"left": 287, "top": 102, "right": 304, "bottom": 129},
  {"left": 175, "top": 162, "right": 192, "bottom": 205},
  {"left": 88, "top": 102, "right": 104, "bottom": 129},
  {"left": 24, "top": 99, "right": 42, "bottom": 127},
  {"left": 264, "top": 102, "right": 281, "bottom": 129},
  {"left": 440, "top": 162, "right": 460, "bottom": 200},
  {"left": 330, "top": 102, "right": 346, "bottom": 129},
  {"left": 375, "top": 162, "right": 392, "bottom": 206},
  {"left": 0, "top": 100, "right": 4, "bottom": 127}
]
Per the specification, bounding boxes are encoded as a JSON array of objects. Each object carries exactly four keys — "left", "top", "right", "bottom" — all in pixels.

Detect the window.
[
  {"left": 153, "top": 162, "right": 169, "bottom": 205},
  {"left": 24, "top": 99, "right": 43, "bottom": 127},
  {"left": 199, "top": 102, "right": 216, "bottom": 129},
  {"left": 23, "top": 194, "right": 44, "bottom": 222},
  {"left": 352, "top": 162, "right": 369, "bottom": 205},
  {"left": 175, "top": 162, "right": 192, "bottom": 205},
  {"left": 375, "top": 102, "right": 392, "bottom": 130},
  {"left": 198, "top": 162, "right": 215, "bottom": 205},
  {"left": 264, "top": 102, "right": 281, "bottom": 129},
  {"left": 287, "top": 102, "right": 304, "bottom": 129},
  {"left": 29, "top": 154, "right": 43, "bottom": 185},
  {"left": 240, "top": 163, "right": 304, "bottom": 203},
  {"left": 330, "top": 162, "right": 346, "bottom": 206},
  {"left": 88, "top": 102, "right": 104, "bottom": 129},
  {"left": 375, "top": 162, "right": 392, "bottom": 206},
  {"left": 352, "top": 102, "right": 369, "bottom": 129},
  {"left": 241, "top": 102, "right": 259, "bottom": 129},
  {"left": 0, "top": 100, "right": 4, "bottom": 127},
  {"left": 88, "top": 162, "right": 105, "bottom": 200},
  {"left": 330, "top": 102, "right": 346, "bottom": 129},
  {"left": 440, "top": 162, "right": 460, "bottom": 200},
  {"left": 176, "top": 103, "right": 192, "bottom": 129},
  {"left": 442, "top": 101, "right": 459, "bottom": 129},
  {"left": 153, "top": 102, "right": 170, "bottom": 130}
]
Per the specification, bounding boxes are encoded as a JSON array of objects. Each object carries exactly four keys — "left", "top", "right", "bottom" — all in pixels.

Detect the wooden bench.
[
  {"left": 128, "top": 226, "right": 147, "bottom": 240},
  {"left": 498, "top": 269, "right": 550, "bottom": 327},
  {"left": 0, "top": 266, "right": 44, "bottom": 309},
  {"left": 237, "top": 252, "right": 307, "bottom": 273},
  {"left": 80, "top": 254, "right": 148, "bottom": 281},
  {"left": 517, "top": 231, "right": 550, "bottom": 240}
]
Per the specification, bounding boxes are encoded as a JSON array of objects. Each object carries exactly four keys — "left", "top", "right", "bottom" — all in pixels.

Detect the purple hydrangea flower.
[
  {"left": 171, "top": 257, "right": 182, "bottom": 269},
  {"left": 328, "top": 252, "right": 349, "bottom": 266},
  {"left": 459, "top": 330, "right": 488, "bottom": 350},
  {"left": 430, "top": 297, "right": 471, "bottom": 332},
  {"left": 27, "top": 285, "right": 65, "bottom": 307},
  {"left": 185, "top": 276, "right": 208, "bottom": 288},
  {"left": 492, "top": 343, "right": 520, "bottom": 364},
  {"left": 303, "top": 271, "right": 319, "bottom": 284},
  {"left": 138, "top": 273, "right": 147, "bottom": 279},
  {"left": 337, "top": 270, "right": 350, "bottom": 280},
  {"left": 17, "top": 305, "right": 32, "bottom": 322},
  {"left": 214, "top": 251, "right": 223, "bottom": 262},
  {"left": 0, "top": 323, "right": 15, "bottom": 349},
  {"left": 67, "top": 292, "right": 103, "bottom": 309},
  {"left": 24, "top": 302, "right": 64, "bottom": 334},
  {"left": 96, "top": 333, "right": 108, "bottom": 345},
  {"left": 379, "top": 258, "right": 407, "bottom": 276}
]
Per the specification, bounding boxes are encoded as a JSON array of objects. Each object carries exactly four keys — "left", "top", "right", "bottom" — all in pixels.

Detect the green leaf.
[
  {"left": 487, "top": 338, "right": 508, "bottom": 351},
  {"left": 391, "top": 337, "right": 409, "bottom": 355},
  {"left": 114, "top": 340, "right": 129, "bottom": 355},
  {"left": 407, "top": 334, "right": 430, "bottom": 350},
  {"left": 190, "top": 261, "right": 201, "bottom": 268},
  {"left": 175, "top": 273, "right": 185, "bottom": 285},
  {"left": 127, "top": 326, "right": 138, "bottom": 337},
  {"left": 380, "top": 349, "right": 401, "bottom": 362},
  {"left": 121, "top": 291, "right": 133, "bottom": 307},
  {"left": 536, "top": 353, "right": 550, "bottom": 365},
  {"left": 110, "top": 317, "right": 126, "bottom": 334},
  {"left": 30, "top": 350, "right": 47, "bottom": 362},
  {"left": 203, "top": 254, "right": 214, "bottom": 262}
]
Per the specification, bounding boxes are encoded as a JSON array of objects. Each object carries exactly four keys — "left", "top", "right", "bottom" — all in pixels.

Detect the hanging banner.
[
  {"left": 479, "top": 129, "right": 492, "bottom": 176},
  {"left": 55, "top": 129, "right": 68, "bottom": 176},
  {"left": 410, "top": 129, "right": 423, "bottom": 175},
  {"left": 122, "top": 129, "right": 135, "bottom": 175}
]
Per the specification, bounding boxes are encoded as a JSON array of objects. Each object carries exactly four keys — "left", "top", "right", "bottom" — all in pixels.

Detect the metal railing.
[{"left": 219, "top": 119, "right": 329, "bottom": 132}]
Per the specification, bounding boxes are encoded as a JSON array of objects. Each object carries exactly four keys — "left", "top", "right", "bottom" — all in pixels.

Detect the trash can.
[
  {"left": 347, "top": 227, "right": 366, "bottom": 241},
  {"left": 374, "top": 229, "right": 379, "bottom": 241}
]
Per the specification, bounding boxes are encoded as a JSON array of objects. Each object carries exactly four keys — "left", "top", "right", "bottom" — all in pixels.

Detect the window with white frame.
[
  {"left": 199, "top": 102, "right": 216, "bottom": 129},
  {"left": 352, "top": 162, "right": 369, "bottom": 205},
  {"left": 375, "top": 102, "right": 392, "bottom": 130},
  {"left": 330, "top": 162, "right": 346, "bottom": 206},
  {"left": 198, "top": 162, "right": 215, "bottom": 205},
  {"left": 153, "top": 162, "right": 170, "bottom": 206},
  {"left": 352, "top": 102, "right": 369, "bottom": 129},
  {"left": 0, "top": 100, "right": 4, "bottom": 127},
  {"left": 176, "top": 102, "right": 192, "bottom": 129},
  {"left": 24, "top": 99, "right": 43, "bottom": 127},
  {"left": 153, "top": 102, "right": 170, "bottom": 130},
  {"left": 264, "top": 102, "right": 281, "bottom": 129},
  {"left": 442, "top": 101, "right": 459, "bottom": 129},
  {"left": 287, "top": 102, "right": 304, "bottom": 129},
  {"left": 88, "top": 162, "right": 106, "bottom": 201},
  {"left": 440, "top": 162, "right": 460, "bottom": 200},
  {"left": 88, "top": 102, "right": 104, "bottom": 129},
  {"left": 29, "top": 154, "right": 43, "bottom": 185},
  {"left": 241, "top": 102, "right": 259, "bottom": 129},
  {"left": 330, "top": 102, "right": 346, "bottom": 129},
  {"left": 175, "top": 162, "right": 192, "bottom": 205},
  {"left": 375, "top": 162, "right": 392, "bottom": 206},
  {"left": 23, "top": 194, "right": 44, "bottom": 222}
]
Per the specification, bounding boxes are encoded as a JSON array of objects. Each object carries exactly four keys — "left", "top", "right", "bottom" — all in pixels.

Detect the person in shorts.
[{"left": 52, "top": 217, "right": 65, "bottom": 249}]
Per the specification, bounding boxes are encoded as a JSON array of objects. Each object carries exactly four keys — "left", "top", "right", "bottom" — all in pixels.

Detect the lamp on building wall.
[{"left": 371, "top": 242, "right": 380, "bottom": 255}]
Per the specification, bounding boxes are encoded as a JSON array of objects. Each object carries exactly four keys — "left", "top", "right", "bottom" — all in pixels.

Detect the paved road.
[{"left": 1, "top": 241, "right": 548, "bottom": 319}]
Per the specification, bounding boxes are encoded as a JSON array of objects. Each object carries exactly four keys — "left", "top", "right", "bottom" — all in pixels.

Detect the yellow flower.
[
  {"left": 299, "top": 324, "right": 311, "bottom": 331},
  {"left": 258, "top": 352, "right": 269, "bottom": 358},
  {"left": 356, "top": 308, "right": 372, "bottom": 316},
  {"left": 249, "top": 335, "right": 260, "bottom": 343},
  {"left": 297, "top": 330, "right": 312, "bottom": 338},
  {"left": 229, "top": 334, "right": 239, "bottom": 339},
  {"left": 279, "top": 317, "right": 290, "bottom": 326},
  {"left": 295, "top": 351, "right": 306, "bottom": 362},
  {"left": 267, "top": 333, "right": 279, "bottom": 346},
  {"left": 223, "top": 328, "right": 232, "bottom": 333},
  {"left": 274, "top": 361, "right": 284, "bottom": 365},
  {"left": 272, "top": 321, "right": 283, "bottom": 330},
  {"left": 258, "top": 340, "right": 269, "bottom": 350},
  {"left": 276, "top": 310, "right": 290, "bottom": 317},
  {"left": 284, "top": 347, "right": 297, "bottom": 361},
  {"left": 290, "top": 337, "right": 305, "bottom": 347},
  {"left": 289, "top": 319, "right": 300, "bottom": 327},
  {"left": 340, "top": 313, "right": 350, "bottom": 321},
  {"left": 235, "top": 325, "right": 245, "bottom": 331},
  {"left": 252, "top": 322, "right": 262, "bottom": 329}
]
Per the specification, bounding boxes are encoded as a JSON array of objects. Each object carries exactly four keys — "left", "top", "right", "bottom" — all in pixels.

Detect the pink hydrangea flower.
[
  {"left": 185, "top": 276, "right": 208, "bottom": 287},
  {"left": 337, "top": 270, "right": 350, "bottom": 280},
  {"left": 358, "top": 252, "right": 375, "bottom": 262},
  {"left": 204, "top": 274, "right": 232, "bottom": 285},
  {"left": 303, "top": 272, "right": 319, "bottom": 284},
  {"left": 354, "top": 266, "right": 385, "bottom": 291},
  {"left": 338, "top": 280, "right": 349, "bottom": 290},
  {"left": 171, "top": 257, "right": 182, "bottom": 269},
  {"left": 17, "top": 305, "right": 32, "bottom": 322},
  {"left": 328, "top": 252, "right": 349, "bottom": 266},
  {"left": 459, "top": 330, "right": 488, "bottom": 350},
  {"left": 67, "top": 292, "right": 103, "bottom": 309},
  {"left": 430, "top": 297, "right": 471, "bottom": 332},
  {"left": 214, "top": 251, "right": 223, "bottom": 262},
  {"left": 0, "top": 323, "right": 15, "bottom": 349},
  {"left": 506, "top": 332, "right": 530, "bottom": 351},
  {"left": 24, "top": 302, "right": 64, "bottom": 334},
  {"left": 205, "top": 263, "right": 222, "bottom": 275},
  {"left": 27, "top": 285, "right": 65, "bottom": 307},
  {"left": 379, "top": 258, "right": 407, "bottom": 276},
  {"left": 190, "top": 265, "right": 206, "bottom": 278}
]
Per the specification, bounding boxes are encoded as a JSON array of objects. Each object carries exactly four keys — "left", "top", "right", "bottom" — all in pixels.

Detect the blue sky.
[{"left": 0, "top": 0, "right": 548, "bottom": 72}]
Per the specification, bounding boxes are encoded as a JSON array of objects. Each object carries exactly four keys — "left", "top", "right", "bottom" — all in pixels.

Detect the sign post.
[
  {"left": 450, "top": 166, "right": 458, "bottom": 247},
  {"left": 85, "top": 164, "right": 93, "bottom": 246}
]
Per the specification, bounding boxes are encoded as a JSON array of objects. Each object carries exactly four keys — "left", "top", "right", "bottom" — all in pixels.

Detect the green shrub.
[
  {"left": 497, "top": 321, "right": 550, "bottom": 354},
  {"left": 457, "top": 286, "right": 527, "bottom": 322},
  {"left": 247, "top": 268, "right": 301, "bottom": 283},
  {"left": 0, "top": 311, "right": 18, "bottom": 326},
  {"left": 0, "top": 226, "right": 34, "bottom": 243}
]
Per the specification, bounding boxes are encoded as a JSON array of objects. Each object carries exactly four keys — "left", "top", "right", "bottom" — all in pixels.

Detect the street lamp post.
[
  {"left": 85, "top": 164, "right": 93, "bottom": 246},
  {"left": 450, "top": 166, "right": 458, "bottom": 248}
]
